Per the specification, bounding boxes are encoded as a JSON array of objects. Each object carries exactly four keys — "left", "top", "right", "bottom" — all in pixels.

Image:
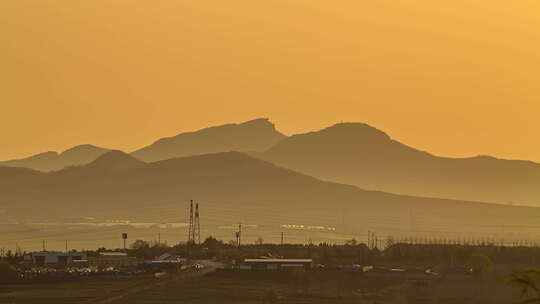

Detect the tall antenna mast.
[
  {"left": 195, "top": 203, "right": 201, "bottom": 245},
  {"left": 191, "top": 202, "right": 196, "bottom": 243},
  {"left": 188, "top": 200, "right": 194, "bottom": 244}
]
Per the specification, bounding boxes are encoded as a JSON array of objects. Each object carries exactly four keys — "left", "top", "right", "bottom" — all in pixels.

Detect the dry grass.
[
  {"left": 0, "top": 271, "right": 523, "bottom": 304},
  {"left": 0, "top": 277, "right": 153, "bottom": 304}
]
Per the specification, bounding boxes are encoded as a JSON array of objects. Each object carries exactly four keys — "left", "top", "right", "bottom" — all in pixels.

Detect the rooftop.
[
  {"left": 244, "top": 259, "right": 312, "bottom": 263},
  {"left": 32, "top": 251, "right": 85, "bottom": 256},
  {"left": 99, "top": 252, "right": 128, "bottom": 257}
]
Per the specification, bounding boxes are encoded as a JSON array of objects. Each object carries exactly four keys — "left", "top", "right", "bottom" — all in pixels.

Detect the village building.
[
  {"left": 242, "top": 258, "right": 313, "bottom": 270},
  {"left": 31, "top": 251, "right": 86, "bottom": 266}
]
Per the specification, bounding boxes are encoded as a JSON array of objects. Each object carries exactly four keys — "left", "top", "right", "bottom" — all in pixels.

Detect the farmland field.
[{"left": 0, "top": 277, "right": 153, "bottom": 304}]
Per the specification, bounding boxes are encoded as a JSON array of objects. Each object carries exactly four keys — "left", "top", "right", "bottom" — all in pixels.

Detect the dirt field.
[
  {"left": 115, "top": 271, "right": 520, "bottom": 304},
  {"left": 0, "top": 270, "right": 523, "bottom": 304},
  {"left": 118, "top": 273, "right": 364, "bottom": 304},
  {"left": 0, "top": 277, "right": 154, "bottom": 304}
]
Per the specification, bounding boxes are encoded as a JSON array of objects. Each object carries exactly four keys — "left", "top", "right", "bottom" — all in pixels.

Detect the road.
[{"left": 93, "top": 260, "right": 221, "bottom": 304}]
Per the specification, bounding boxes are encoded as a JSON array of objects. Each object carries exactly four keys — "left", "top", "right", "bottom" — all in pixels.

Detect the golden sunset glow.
[{"left": 1, "top": 0, "right": 538, "bottom": 161}]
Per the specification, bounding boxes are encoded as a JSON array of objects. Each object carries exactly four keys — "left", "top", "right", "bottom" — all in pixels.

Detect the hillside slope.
[
  {"left": 2, "top": 151, "right": 540, "bottom": 245},
  {"left": 131, "top": 118, "right": 286, "bottom": 162},
  {"left": 261, "top": 123, "right": 540, "bottom": 205},
  {"left": 0, "top": 144, "right": 110, "bottom": 172}
]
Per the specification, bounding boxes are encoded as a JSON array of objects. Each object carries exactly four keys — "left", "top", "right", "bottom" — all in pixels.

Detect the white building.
[{"left": 32, "top": 251, "right": 86, "bottom": 266}]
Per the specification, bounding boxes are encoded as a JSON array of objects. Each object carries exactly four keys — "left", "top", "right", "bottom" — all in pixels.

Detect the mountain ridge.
[
  {"left": 0, "top": 144, "right": 110, "bottom": 172},
  {"left": 0, "top": 118, "right": 286, "bottom": 171},
  {"left": 131, "top": 118, "right": 286, "bottom": 162},
  {"left": 2, "top": 119, "right": 539, "bottom": 206},
  {"left": 261, "top": 122, "right": 540, "bottom": 205}
]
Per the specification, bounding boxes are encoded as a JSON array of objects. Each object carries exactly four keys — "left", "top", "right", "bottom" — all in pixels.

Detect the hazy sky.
[{"left": 1, "top": 1, "right": 538, "bottom": 161}]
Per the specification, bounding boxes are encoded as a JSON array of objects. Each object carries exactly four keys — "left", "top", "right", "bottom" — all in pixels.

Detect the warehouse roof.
[{"left": 244, "top": 259, "right": 312, "bottom": 263}]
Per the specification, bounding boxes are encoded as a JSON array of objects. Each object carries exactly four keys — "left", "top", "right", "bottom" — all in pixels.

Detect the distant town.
[{"left": 1, "top": 200, "right": 540, "bottom": 303}]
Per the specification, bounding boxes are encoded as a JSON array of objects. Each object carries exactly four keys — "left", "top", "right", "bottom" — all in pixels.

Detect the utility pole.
[
  {"left": 65, "top": 240, "right": 68, "bottom": 254},
  {"left": 236, "top": 223, "right": 242, "bottom": 247},
  {"left": 42, "top": 240, "right": 46, "bottom": 252},
  {"left": 158, "top": 233, "right": 161, "bottom": 246},
  {"left": 122, "top": 233, "right": 128, "bottom": 251},
  {"left": 281, "top": 232, "right": 284, "bottom": 246}
]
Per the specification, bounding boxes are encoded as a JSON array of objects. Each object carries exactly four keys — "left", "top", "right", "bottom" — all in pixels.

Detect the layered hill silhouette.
[
  {"left": 131, "top": 118, "right": 286, "bottom": 162},
  {"left": 1, "top": 150, "right": 540, "bottom": 241},
  {"left": 0, "top": 119, "right": 285, "bottom": 172},
  {"left": 261, "top": 123, "right": 540, "bottom": 206},
  {"left": 0, "top": 144, "right": 110, "bottom": 172},
  {"left": 2, "top": 119, "right": 539, "bottom": 207}
]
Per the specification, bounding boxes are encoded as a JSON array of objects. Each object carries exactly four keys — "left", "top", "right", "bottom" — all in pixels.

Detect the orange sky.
[{"left": 1, "top": 0, "right": 538, "bottom": 161}]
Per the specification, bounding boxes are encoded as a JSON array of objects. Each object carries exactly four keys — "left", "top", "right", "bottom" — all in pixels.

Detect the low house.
[
  {"left": 154, "top": 253, "right": 187, "bottom": 264},
  {"left": 138, "top": 253, "right": 188, "bottom": 272},
  {"left": 89, "top": 252, "right": 138, "bottom": 267},
  {"left": 242, "top": 258, "right": 313, "bottom": 270},
  {"left": 31, "top": 251, "right": 86, "bottom": 266},
  {"left": 70, "top": 259, "right": 90, "bottom": 268}
]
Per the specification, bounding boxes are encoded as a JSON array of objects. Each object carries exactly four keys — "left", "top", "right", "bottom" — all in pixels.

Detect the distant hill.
[
  {"left": 0, "top": 118, "right": 285, "bottom": 171},
  {"left": 66, "top": 150, "right": 146, "bottom": 175},
  {"left": 0, "top": 144, "right": 110, "bottom": 172},
  {"left": 3, "top": 119, "right": 540, "bottom": 207},
  {"left": 131, "top": 118, "right": 286, "bottom": 162},
  {"left": 261, "top": 123, "right": 540, "bottom": 206},
  {"left": 2, "top": 150, "right": 540, "bottom": 245}
]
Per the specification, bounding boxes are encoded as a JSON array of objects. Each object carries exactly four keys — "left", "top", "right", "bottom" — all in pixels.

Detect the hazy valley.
[{"left": 2, "top": 140, "right": 540, "bottom": 251}]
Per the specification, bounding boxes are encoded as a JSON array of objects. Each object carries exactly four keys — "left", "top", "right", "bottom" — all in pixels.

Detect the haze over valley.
[
  {"left": 1, "top": 119, "right": 539, "bottom": 251},
  {"left": 2, "top": 2, "right": 539, "bottom": 303}
]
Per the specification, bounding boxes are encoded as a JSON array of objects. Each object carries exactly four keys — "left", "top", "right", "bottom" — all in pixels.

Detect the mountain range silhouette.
[
  {"left": 132, "top": 118, "right": 285, "bottom": 162},
  {"left": 0, "top": 144, "right": 110, "bottom": 171},
  {"left": 1, "top": 118, "right": 539, "bottom": 206}
]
